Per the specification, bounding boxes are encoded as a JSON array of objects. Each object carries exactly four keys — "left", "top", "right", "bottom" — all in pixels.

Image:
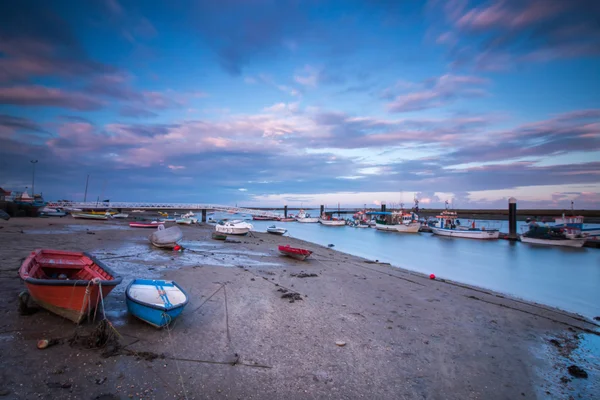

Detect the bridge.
[{"left": 48, "top": 201, "right": 282, "bottom": 218}]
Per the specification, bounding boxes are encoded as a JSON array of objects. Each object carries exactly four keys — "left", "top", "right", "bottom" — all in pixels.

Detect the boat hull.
[
  {"left": 126, "top": 279, "right": 189, "bottom": 328},
  {"left": 278, "top": 245, "right": 312, "bottom": 261},
  {"left": 296, "top": 217, "right": 319, "bottom": 223},
  {"left": 520, "top": 236, "right": 585, "bottom": 248},
  {"left": 130, "top": 222, "right": 164, "bottom": 228},
  {"left": 149, "top": 226, "right": 183, "bottom": 249},
  {"left": 431, "top": 227, "right": 500, "bottom": 240},
  {"left": 396, "top": 223, "right": 421, "bottom": 233},
  {"left": 267, "top": 229, "right": 287, "bottom": 235},
  {"left": 20, "top": 250, "right": 121, "bottom": 323},
  {"left": 319, "top": 219, "right": 346, "bottom": 226},
  {"left": 72, "top": 213, "right": 108, "bottom": 220},
  {"left": 375, "top": 223, "right": 400, "bottom": 231},
  {"left": 215, "top": 223, "right": 252, "bottom": 235}
]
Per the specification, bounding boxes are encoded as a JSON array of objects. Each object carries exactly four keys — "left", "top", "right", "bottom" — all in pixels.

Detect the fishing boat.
[
  {"left": 40, "top": 207, "right": 67, "bottom": 217},
  {"left": 212, "top": 232, "right": 227, "bottom": 240},
  {"left": 278, "top": 217, "right": 296, "bottom": 222},
  {"left": 430, "top": 210, "right": 500, "bottom": 240},
  {"left": 130, "top": 221, "right": 164, "bottom": 228},
  {"left": 126, "top": 279, "right": 189, "bottom": 328},
  {"left": 215, "top": 220, "right": 253, "bottom": 235},
  {"left": 72, "top": 212, "right": 109, "bottom": 220},
  {"left": 253, "top": 215, "right": 277, "bottom": 221},
  {"left": 19, "top": 249, "right": 122, "bottom": 323},
  {"left": 296, "top": 209, "right": 319, "bottom": 223},
  {"left": 131, "top": 209, "right": 145, "bottom": 213},
  {"left": 176, "top": 218, "right": 195, "bottom": 225},
  {"left": 278, "top": 245, "right": 313, "bottom": 261},
  {"left": 149, "top": 225, "right": 183, "bottom": 249},
  {"left": 267, "top": 225, "right": 287, "bottom": 235},
  {"left": 319, "top": 213, "right": 346, "bottom": 226},
  {"left": 112, "top": 213, "right": 129, "bottom": 219},
  {"left": 521, "top": 224, "right": 585, "bottom": 248}
]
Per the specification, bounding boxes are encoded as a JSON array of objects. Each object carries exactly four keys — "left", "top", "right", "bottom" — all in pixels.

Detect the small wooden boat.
[
  {"left": 267, "top": 225, "right": 287, "bottom": 235},
  {"left": 130, "top": 221, "right": 164, "bottom": 228},
  {"left": 126, "top": 279, "right": 189, "bottom": 328},
  {"left": 149, "top": 225, "right": 183, "bottom": 249},
  {"left": 72, "top": 212, "right": 109, "bottom": 220},
  {"left": 176, "top": 218, "right": 196, "bottom": 225},
  {"left": 278, "top": 245, "right": 313, "bottom": 261},
  {"left": 278, "top": 217, "right": 296, "bottom": 222},
  {"left": 19, "top": 249, "right": 122, "bottom": 323},
  {"left": 212, "top": 232, "right": 228, "bottom": 240},
  {"left": 319, "top": 218, "right": 346, "bottom": 226}
]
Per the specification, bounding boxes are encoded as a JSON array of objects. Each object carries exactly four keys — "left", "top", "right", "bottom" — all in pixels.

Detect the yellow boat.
[
  {"left": 158, "top": 211, "right": 168, "bottom": 217},
  {"left": 87, "top": 210, "right": 117, "bottom": 215}
]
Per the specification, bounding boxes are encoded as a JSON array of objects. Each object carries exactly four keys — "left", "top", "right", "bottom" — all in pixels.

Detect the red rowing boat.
[
  {"left": 129, "top": 221, "right": 164, "bottom": 228},
  {"left": 252, "top": 216, "right": 276, "bottom": 221},
  {"left": 19, "top": 249, "right": 122, "bottom": 323},
  {"left": 278, "top": 245, "right": 313, "bottom": 261}
]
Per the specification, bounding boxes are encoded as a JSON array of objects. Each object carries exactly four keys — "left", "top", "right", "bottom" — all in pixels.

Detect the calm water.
[{"left": 212, "top": 212, "right": 600, "bottom": 319}]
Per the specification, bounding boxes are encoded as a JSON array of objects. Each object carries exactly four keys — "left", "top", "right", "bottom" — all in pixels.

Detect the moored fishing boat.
[
  {"left": 253, "top": 215, "right": 277, "bottom": 221},
  {"left": 112, "top": 213, "right": 129, "bottom": 219},
  {"left": 319, "top": 213, "right": 346, "bottom": 226},
  {"left": 521, "top": 224, "right": 585, "bottom": 248},
  {"left": 176, "top": 218, "right": 195, "bottom": 225},
  {"left": 72, "top": 212, "right": 109, "bottom": 220},
  {"left": 215, "top": 220, "right": 253, "bottom": 235},
  {"left": 126, "top": 279, "right": 189, "bottom": 328},
  {"left": 296, "top": 209, "right": 319, "bottom": 223},
  {"left": 149, "top": 225, "right": 183, "bottom": 249},
  {"left": 278, "top": 217, "right": 296, "bottom": 222},
  {"left": 130, "top": 221, "right": 164, "bottom": 228},
  {"left": 278, "top": 245, "right": 313, "bottom": 261},
  {"left": 40, "top": 207, "right": 67, "bottom": 217},
  {"left": 430, "top": 210, "right": 500, "bottom": 240},
  {"left": 267, "top": 225, "right": 287, "bottom": 235},
  {"left": 19, "top": 249, "right": 122, "bottom": 323}
]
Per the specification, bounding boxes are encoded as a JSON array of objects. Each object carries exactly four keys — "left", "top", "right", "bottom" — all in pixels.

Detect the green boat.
[{"left": 212, "top": 232, "right": 227, "bottom": 240}]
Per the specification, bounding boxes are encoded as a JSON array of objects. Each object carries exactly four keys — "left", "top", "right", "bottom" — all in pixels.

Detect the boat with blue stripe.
[{"left": 125, "top": 279, "right": 189, "bottom": 328}]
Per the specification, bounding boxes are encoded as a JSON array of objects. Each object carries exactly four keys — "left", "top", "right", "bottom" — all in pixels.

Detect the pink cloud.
[
  {"left": 387, "top": 74, "right": 488, "bottom": 113},
  {"left": 0, "top": 86, "right": 103, "bottom": 110}
]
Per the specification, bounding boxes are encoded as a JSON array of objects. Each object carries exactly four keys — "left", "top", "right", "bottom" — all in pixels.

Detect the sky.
[{"left": 0, "top": 0, "right": 599, "bottom": 209}]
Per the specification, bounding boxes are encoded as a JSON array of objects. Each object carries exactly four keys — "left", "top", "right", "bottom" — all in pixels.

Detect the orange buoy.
[
  {"left": 173, "top": 245, "right": 181, "bottom": 251},
  {"left": 429, "top": 274, "right": 435, "bottom": 280}
]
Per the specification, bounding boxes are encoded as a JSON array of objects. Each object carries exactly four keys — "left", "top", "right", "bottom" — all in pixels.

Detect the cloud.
[
  {"left": 168, "top": 165, "right": 185, "bottom": 170},
  {"left": 0, "top": 1, "right": 116, "bottom": 84},
  {"left": 430, "top": 0, "right": 600, "bottom": 69},
  {"left": 0, "top": 86, "right": 103, "bottom": 110},
  {"left": 386, "top": 74, "right": 488, "bottom": 113}
]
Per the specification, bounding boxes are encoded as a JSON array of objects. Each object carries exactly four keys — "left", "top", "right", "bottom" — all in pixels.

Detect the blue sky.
[{"left": 0, "top": 0, "right": 599, "bottom": 208}]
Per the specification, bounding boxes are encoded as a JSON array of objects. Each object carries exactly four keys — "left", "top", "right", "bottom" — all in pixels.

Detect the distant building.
[{"left": 0, "top": 187, "right": 11, "bottom": 201}]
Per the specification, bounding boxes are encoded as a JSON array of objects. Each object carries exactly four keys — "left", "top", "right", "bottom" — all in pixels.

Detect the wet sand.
[{"left": 0, "top": 217, "right": 598, "bottom": 399}]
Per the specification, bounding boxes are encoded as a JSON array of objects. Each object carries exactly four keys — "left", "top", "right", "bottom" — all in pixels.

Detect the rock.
[
  {"left": 0, "top": 389, "right": 11, "bottom": 397},
  {"left": 328, "top": 244, "right": 335, "bottom": 247},
  {"left": 335, "top": 341, "right": 346, "bottom": 347},
  {"left": 567, "top": 365, "right": 588, "bottom": 379},
  {"left": 594, "top": 316, "right": 600, "bottom": 321},
  {"left": 549, "top": 339, "right": 562, "bottom": 348}
]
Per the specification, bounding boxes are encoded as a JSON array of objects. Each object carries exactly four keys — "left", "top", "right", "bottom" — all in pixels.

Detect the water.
[{"left": 211, "top": 212, "right": 600, "bottom": 319}]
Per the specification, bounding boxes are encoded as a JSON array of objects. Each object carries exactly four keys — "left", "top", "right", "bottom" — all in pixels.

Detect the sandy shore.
[{"left": 0, "top": 217, "right": 598, "bottom": 399}]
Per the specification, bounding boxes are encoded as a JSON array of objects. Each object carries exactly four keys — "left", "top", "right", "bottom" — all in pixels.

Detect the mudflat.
[{"left": 0, "top": 217, "right": 598, "bottom": 399}]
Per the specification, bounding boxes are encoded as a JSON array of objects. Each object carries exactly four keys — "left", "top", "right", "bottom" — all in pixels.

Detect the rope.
[{"left": 163, "top": 313, "right": 189, "bottom": 400}]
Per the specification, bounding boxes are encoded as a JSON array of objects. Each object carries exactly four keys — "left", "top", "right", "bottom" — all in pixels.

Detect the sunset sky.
[{"left": 1, "top": 0, "right": 599, "bottom": 208}]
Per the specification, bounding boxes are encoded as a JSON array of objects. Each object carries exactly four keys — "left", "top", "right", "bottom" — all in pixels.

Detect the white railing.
[{"left": 47, "top": 201, "right": 281, "bottom": 218}]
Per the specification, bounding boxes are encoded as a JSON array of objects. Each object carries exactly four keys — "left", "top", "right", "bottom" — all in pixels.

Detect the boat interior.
[
  {"left": 26, "top": 250, "right": 113, "bottom": 281},
  {"left": 129, "top": 279, "right": 187, "bottom": 308}
]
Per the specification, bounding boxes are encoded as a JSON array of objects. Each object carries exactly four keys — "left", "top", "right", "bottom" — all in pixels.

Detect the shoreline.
[{"left": 0, "top": 217, "right": 598, "bottom": 399}]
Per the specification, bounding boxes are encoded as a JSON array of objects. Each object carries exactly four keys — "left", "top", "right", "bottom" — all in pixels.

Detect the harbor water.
[{"left": 215, "top": 213, "right": 600, "bottom": 319}]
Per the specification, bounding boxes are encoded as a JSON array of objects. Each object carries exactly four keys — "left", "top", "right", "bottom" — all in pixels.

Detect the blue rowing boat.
[{"left": 125, "top": 279, "right": 189, "bottom": 328}]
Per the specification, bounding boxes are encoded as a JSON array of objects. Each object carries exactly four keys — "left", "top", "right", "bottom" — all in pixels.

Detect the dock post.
[
  {"left": 202, "top": 209, "right": 207, "bottom": 222},
  {"left": 508, "top": 197, "right": 517, "bottom": 240},
  {"left": 381, "top": 202, "right": 386, "bottom": 212},
  {"left": 284, "top": 205, "right": 288, "bottom": 218},
  {"left": 320, "top": 205, "right": 324, "bottom": 216}
]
